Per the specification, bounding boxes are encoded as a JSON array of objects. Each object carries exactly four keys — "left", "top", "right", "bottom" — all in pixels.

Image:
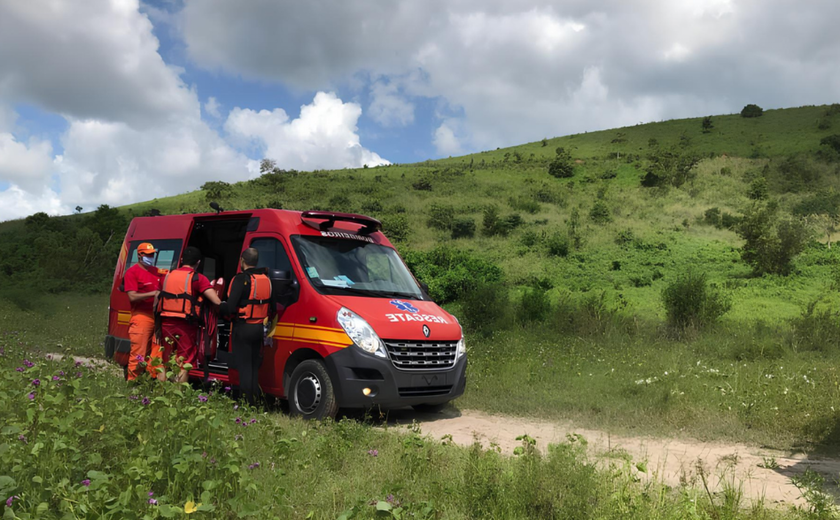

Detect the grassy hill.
[{"left": 103, "top": 103, "right": 840, "bottom": 323}]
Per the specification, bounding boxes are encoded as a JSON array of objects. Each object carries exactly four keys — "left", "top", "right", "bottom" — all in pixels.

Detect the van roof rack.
[{"left": 301, "top": 211, "right": 382, "bottom": 235}]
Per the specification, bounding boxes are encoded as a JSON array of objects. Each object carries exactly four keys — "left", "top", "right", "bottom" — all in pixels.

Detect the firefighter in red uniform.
[
  {"left": 123, "top": 242, "right": 165, "bottom": 381},
  {"left": 221, "top": 248, "right": 273, "bottom": 406},
  {"left": 153, "top": 246, "right": 221, "bottom": 383}
]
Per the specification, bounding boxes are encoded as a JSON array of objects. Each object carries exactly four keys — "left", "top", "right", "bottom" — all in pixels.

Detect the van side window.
[
  {"left": 250, "top": 238, "right": 294, "bottom": 276},
  {"left": 125, "top": 239, "right": 183, "bottom": 274}
]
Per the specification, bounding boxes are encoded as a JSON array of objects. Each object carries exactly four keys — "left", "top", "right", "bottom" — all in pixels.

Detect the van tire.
[
  {"left": 412, "top": 402, "right": 449, "bottom": 414},
  {"left": 288, "top": 360, "right": 338, "bottom": 420}
]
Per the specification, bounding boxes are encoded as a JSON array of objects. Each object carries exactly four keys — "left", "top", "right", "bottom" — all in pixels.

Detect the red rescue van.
[{"left": 105, "top": 209, "right": 466, "bottom": 418}]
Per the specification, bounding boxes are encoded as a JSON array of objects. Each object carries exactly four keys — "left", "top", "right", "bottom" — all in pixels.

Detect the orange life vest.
[
  {"left": 230, "top": 273, "right": 271, "bottom": 323},
  {"left": 158, "top": 269, "right": 199, "bottom": 320}
]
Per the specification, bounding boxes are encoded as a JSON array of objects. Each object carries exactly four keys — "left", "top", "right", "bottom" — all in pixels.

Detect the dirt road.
[{"left": 386, "top": 408, "right": 840, "bottom": 507}]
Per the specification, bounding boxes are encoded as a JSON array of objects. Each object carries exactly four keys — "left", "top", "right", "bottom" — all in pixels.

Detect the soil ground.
[{"left": 387, "top": 408, "right": 840, "bottom": 507}]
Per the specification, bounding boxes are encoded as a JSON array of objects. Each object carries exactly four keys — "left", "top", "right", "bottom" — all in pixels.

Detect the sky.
[{"left": 0, "top": 0, "right": 838, "bottom": 221}]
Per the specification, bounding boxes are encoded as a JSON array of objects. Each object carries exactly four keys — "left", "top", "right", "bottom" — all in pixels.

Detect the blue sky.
[{"left": 0, "top": 0, "right": 839, "bottom": 221}]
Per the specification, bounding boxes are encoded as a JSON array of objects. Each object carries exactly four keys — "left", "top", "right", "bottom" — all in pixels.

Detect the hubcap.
[{"left": 295, "top": 373, "right": 322, "bottom": 414}]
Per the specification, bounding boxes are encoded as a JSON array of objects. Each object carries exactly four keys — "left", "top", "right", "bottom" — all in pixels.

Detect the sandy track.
[{"left": 386, "top": 408, "right": 840, "bottom": 506}]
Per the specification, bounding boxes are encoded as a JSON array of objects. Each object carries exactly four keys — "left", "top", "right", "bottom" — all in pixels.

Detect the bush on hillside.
[
  {"left": 451, "top": 218, "right": 476, "bottom": 239},
  {"left": 737, "top": 202, "right": 811, "bottom": 276},
  {"left": 427, "top": 203, "right": 455, "bottom": 231},
  {"left": 201, "top": 181, "right": 231, "bottom": 202},
  {"left": 460, "top": 282, "right": 510, "bottom": 335},
  {"left": 820, "top": 134, "right": 840, "bottom": 154},
  {"left": 661, "top": 270, "right": 731, "bottom": 330},
  {"left": 403, "top": 246, "right": 503, "bottom": 303},
  {"left": 748, "top": 177, "right": 768, "bottom": 200},
  {"left": 412, "top": 177, "right": 433, "bottom": 191},
  {"left": 545, "top": 232, "right": 570, "bottom": 257},
  {"left": 547, "top": 147, "right": 575, "bottom": 179},
  {"left": 516, "top": 287, "right": 551, "bottom": 324},
  {"left": 641, "top": 149, "right": 699, "bottom": 188},
  {"left": 589, "top": 201, "right": 612, "bottom": 224},
  {"left": 382, "top": 215, "right": 410, "bottom": 244},
  {"left": 740, "top": 104, "right": 764, "bottom": 118},
  {"left": 793, "top": 191, "right": 840, "bottom": 218}
]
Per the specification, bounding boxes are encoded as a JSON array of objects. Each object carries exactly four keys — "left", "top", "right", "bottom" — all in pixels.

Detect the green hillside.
[{"left": 101, "top": 103, "right": 840, "bottom": 323}]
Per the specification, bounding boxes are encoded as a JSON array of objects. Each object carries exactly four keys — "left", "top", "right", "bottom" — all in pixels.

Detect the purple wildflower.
[
  {"left": 18, "top": 435, "right": 26, "bottom": 444},
  {"left": 224, "top": 386, "right": 231, "bottom": 393},
  {"left": 6, "top": 495, "right": 19, "bottom": 507},
  {"left": 386, "top": 494, "right": 396, "bottom": 504},
  {"left": 15, "top": 367, "right": 23, "bottom": 372},
  {"left": 52, "top": 375, "right": 60, "bottom": 381},
  {"left": 27, "top": 392, "right": 35, "bottom": 400},
  {"left": 128, "top": 395, "right": 139, "bottom": 400},
  {"left": 248, "top": 462, "right": 260, "bottom": 470},
  {"left": 148, "top": 498, "right": 158, "bottom": 505},
  {"left": 81, "top": 479, "right": 90, "bottom": 487},
  {"left": 31, "top": 379, "right": 40, "bottom": 387},
  {"left": 0, "top": 347, "right": 5, "bottom": 356},
  {"left": 148, "top": 491, "right": 154, "bottom": 497},
  {"left": 235, "top": 417, "right": 242, "bottom": 424},
  {"left": 23, "top": 359, "right": 34, "bottom": 367},
  {"left": 75, "top": 360, "right": 82, "bottom": 367},
  {"left": 198, "top": 395, "right": 208, "bottom": 403},
  {"left": 249, "top": 418, "right": 257, "bottom": 424},
  {"left": 76, "top": 372, "right": 83, "bottom": 378},
  {"left": 141, "top": 397, "right": 151, "bottom": 406},
  {"left": 201, "top": 451, "right": 207, "bottom": 458},
  {"left": 135, "top": 354, "right": 144, "bottom": 362},
  {"left": 210, "top": 458, "right": 217, "bottom": 465},
  {"left": 46, "top": 354, "right": 52, "bottom": 360},
  {"left": 59, "top": 371, "right": 65, "bottom": 376},
  {"left": 368, "top": 449, "right": 379, "bottom": 457}
]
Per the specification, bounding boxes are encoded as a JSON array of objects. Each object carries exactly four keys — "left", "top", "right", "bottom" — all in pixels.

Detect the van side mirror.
[
  {"left": 268, "top": 269, "right": 293, "bottom": 287},
  {"left": 268, "top": 269, "right": 300, "bottom": 307},
  {"left": 420, "top": 281, "right": 430, "bottom": 296}
]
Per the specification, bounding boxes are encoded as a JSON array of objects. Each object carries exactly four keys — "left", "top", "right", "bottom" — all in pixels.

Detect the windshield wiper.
[{"left": 320, "top": 285, "right": 421, "bottom": 300}]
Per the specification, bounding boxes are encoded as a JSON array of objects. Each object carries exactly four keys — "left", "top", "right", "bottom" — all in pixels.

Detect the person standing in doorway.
[
  {"left": 222, "top": 248, "right": 273, "bottom": 406},
  {"left": 123, "top": 242, "right": 163, "bottom": 381},
  {"left": 153, "top": 246, "right": 221, "bottom": 382}
]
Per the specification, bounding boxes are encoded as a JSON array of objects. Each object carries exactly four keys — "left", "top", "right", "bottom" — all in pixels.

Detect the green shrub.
[
  {"left": 361, "top": 199, "right": 383, "bottom": 213},
  {"left": 382, "top": 215, "right": 410, "bottom": 243},
  {"left": 201, "top": 180, "right": 231, "bottom": 202},
  {"left": 508, "top": 197, "right": 541, "bottom": 214},
  {"left": 740, "top": 104, "right": 764, "bottom": 118},
  {"left": 703, "top": 207, "right": 722, "bottom": 227},
  {"left": 328, "top": 194, "right": 352, "bottom": 212},
  {"left": 403, "top": 246, "right": 503, "bottom": 303},
  {"left": 412, "top": 177, "right": 433, "bottom": 191},
  {"left": 520, "top": 230, "right": 541, "bottom": 248},
  {"left": 737, "top": 202, "right": 811, "bottom": 275},
  {"left": 793, "top": 191, "right": 840, "bottom": 217},
  {"left": 516, "top": 287, "right": 551, "bottom": 324},
  {"left": 460, "top": 282, "right": 510, "bottom": 335},
  {"left": 661, "top": 270, "right": 730, "bottom": 330},
  {"left": 748, "top": 177, "right": 768, "bottom": 200},
  {"left": 451, "top": 218, "right": 476, "bottom": 239},
  {"left": 614, "top": 229, "right": 635, "bottom": 246},
  {"left": 545, "top": 232, "right": 570, "bottom": 257},
  {"left": 589, "top": 201, "right": 612, "bottom": 224},
  {"left": 788, "top": 299, "right": 840, "bottom": 352},
  {"left": 547, "top": 147, "right": 575, "bottom": 179},
  {"left": 427, "top": 203, "right": 455, "bottom": 231}
]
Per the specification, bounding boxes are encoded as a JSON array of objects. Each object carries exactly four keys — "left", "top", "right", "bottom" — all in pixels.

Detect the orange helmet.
[{"left": 137, "top": 243, "right": 157, "bottom": 256}]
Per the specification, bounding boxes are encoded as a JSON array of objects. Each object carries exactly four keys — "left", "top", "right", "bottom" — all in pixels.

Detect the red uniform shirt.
[{"left": 124, "top": 262, "right": 164, "bottom": 315}]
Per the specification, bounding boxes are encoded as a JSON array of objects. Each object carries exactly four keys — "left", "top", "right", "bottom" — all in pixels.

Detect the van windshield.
[{"left": 292, "top": 236, "right": 426, "bottom": 300}]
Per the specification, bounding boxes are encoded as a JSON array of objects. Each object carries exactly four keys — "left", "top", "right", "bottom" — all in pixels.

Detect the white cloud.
[
  {"left": 204, "top": 97, "right": 221, "bottom": 118},
  {"left": 0, "top": 0, "right": 197, "bottom": 127},
  {"left": 180, "top": 0, "right": 840, "bottom": 152},
  {"left": 55, "top": 117, "right": 248, "bottom": 211},
  {"left": 369, "top": 81, "right": 415, "bottom": 127},
  {"left": 0, "top": 185, "right": 66, "bottom": 222},
  {"left": 433, "top": 120, "right": 464, "bottom": 157},
  {"left": 225, "top": 92, "right": 389, "bottom": 170},
  {"left": 0, "top": 133, "right": 54, "bottom": 192}
]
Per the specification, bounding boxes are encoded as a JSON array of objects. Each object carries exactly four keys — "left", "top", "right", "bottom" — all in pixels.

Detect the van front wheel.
[{"left": 288, "top": 360, "right": 338, "bottom": 420}]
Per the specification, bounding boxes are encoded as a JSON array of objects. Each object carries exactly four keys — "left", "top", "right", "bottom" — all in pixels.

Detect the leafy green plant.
[{"left": 661, "top": 270, "right": 731, "bottom": 330}]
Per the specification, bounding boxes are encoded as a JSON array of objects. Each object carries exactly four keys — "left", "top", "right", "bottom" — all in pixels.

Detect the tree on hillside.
[
  {"left": 701, "top": 116, "right": 713, "bottom": 133},
  {"left": 547, "top": 147, "right": 575, "bottom": 179},
  {"left": 75, "top": 206, "right": 83, "bottom": 214},
  {"left": 640, "top": 148, "right": 699, "bottom": 188},
  {"left": 201, "top": 181, "right": 232, "bottom": 202},
  {"left": 740, "top": 104, "right": 764, "bottom": 118},
  {"left": 737, "top": 201, "right": 810, "bottom": 275},
  {"left": 820, "top": 134, "right": 840, "bottom": 154}
]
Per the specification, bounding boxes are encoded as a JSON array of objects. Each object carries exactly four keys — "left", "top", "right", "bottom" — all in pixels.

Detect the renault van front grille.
[{"left": 383, "top": 340, "right": 457, "bottom": 371}]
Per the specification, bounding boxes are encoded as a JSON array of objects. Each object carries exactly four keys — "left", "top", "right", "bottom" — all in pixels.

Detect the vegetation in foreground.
[{"left": 0, "top": 340, "right": 827, "bottom": 519}]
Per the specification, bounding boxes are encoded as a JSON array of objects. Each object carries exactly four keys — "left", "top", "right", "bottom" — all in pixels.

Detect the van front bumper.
[{"left": 324, "top": 346, "right": 466, "bottom": 409}]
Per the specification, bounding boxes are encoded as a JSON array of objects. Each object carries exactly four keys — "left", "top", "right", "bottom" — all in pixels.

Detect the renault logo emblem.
[{"left": 422, "top": 325, "right": 431, "bottom": 338}]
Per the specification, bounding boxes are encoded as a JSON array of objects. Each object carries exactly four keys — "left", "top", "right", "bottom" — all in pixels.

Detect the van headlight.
[
  {"left": 337, "top": 307, "right": 386, "bottom": 358},
  {"left": 456, "top": 335, "right": 466, "bottom": 359}
]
